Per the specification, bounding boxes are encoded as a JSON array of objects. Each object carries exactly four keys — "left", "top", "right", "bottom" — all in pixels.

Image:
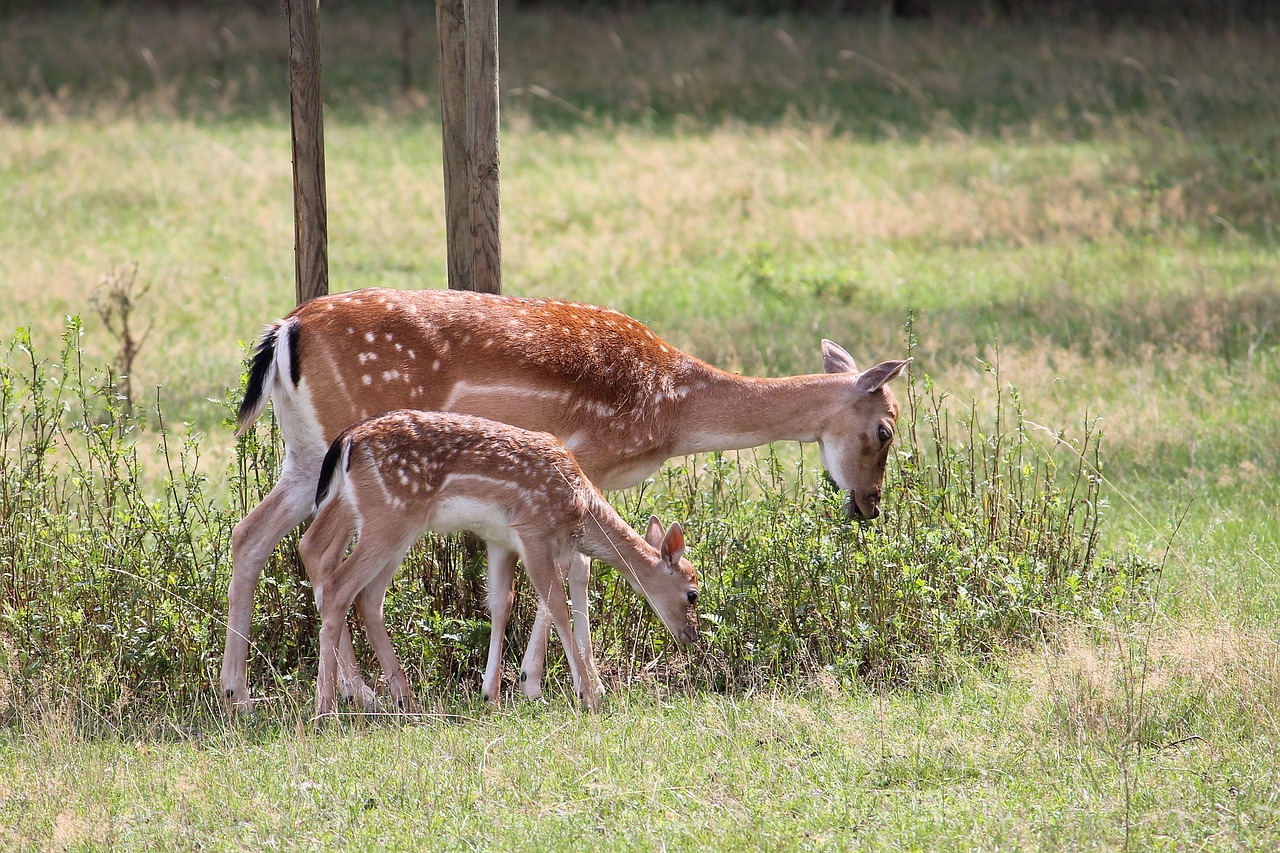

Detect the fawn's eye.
[
  {"left": 687, "top": 590, "right": 699, "bottom": 605},
  {"left": 877, "top": 425, "right": 893, "bottom": 444}
]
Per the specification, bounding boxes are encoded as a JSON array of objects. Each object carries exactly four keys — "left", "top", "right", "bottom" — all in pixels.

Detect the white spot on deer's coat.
[{"left": 362, "top": 375, "right": 372, "bottom": 385}]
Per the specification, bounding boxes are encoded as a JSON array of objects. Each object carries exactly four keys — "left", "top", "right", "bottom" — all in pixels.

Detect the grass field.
[{"left": 2, "top": 3, "right": 1279, "bottom": 849}]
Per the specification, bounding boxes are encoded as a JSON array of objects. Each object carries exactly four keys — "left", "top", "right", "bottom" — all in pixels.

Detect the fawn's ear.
[
  {"left": 822, "top": 339, "right": 859, "bottom": 375},
  {"left": 645, "top": 515, "right": 664, "bottom": 549},
  {"left": 661, "top": 522, "right": 686, "bottom": 565}
]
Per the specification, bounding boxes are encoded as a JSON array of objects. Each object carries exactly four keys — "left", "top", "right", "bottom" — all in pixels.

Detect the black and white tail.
[
  {"left": 314, "top": 434, "right": 352, "bottom": 510},
  {"left": 235, "top": 318, "right": 301, "bottom": 437}
]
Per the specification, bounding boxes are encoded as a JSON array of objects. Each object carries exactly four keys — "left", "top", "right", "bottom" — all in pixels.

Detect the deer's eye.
[
  {"left": 877, "top": 425, "right": 893, "bottom": 444},
  {"left": 687, "top": 590, "right": 699, "bottom": 605}
]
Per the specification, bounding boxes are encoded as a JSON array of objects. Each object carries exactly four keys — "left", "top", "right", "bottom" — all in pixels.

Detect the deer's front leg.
[
  {"left": 519, "top": 604, "right": 552, "bottom": 700},
  {"left": 482, "top": 545, "right": 519, "bottom": 707},
  {"left": 522, "top": 547, "right": 601, "bottom": 711},
  {"left": 519, "top": 552, "right": 594, "bottom": 700},
  {"left": 565, "top": 553, "right": 601, "bottom": 698}
]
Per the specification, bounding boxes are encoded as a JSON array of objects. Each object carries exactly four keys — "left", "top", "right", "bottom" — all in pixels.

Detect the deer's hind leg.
[
  {"left": 299, "top": 498, "right": 379, "bottom": 710},
  {"left": 223, "top": 457, "right": 320, "bottom": 711},
  {"left": 352, "top": 543, "right": 416, "bottom": 714}
]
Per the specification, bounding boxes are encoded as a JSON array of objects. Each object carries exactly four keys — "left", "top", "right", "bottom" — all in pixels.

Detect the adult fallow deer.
[
  {"left": 222, "top": 287, "right": 909, "bottom": 710},
  {"left": 302, "top": 409, "right": 698, "bottom": 715}
]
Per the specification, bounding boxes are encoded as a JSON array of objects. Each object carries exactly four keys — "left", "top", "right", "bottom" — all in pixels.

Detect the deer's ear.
[
  {"left": 661, "top": 522, "right": 686, "bottom": 565},
  {"left": 822, "top": 340, "right": 859, "bottom": 375},
  {"left": 854, "top": 358, "right": 912, "bottom": 395},
  {"left": 645, "top": 515, "right": 664, "bottom": 548}
]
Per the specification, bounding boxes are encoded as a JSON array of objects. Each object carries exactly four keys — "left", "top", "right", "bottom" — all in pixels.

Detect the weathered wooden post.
[
  {"left": 465, "top": 0, "right": 501, "bottom": 295},
  {"left": 436, "top": 0, "right": 472, "bottom": 292},
  {"left": 286, "top": 0, "right": 329, "bottom": 305},
  {"left": 437, "top": 0, "right": 501, "bottom": 294},
  {"left": 436, "top": 0, "right": 501, "bottom": 569}
]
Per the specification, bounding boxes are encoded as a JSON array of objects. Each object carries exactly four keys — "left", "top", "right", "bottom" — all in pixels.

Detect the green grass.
[
  {"left": 2, "top": 2, "right": 1280, "bottom": 848},
  {"left": 4, "top": 670, "right": 1278, "bottom": 850}
]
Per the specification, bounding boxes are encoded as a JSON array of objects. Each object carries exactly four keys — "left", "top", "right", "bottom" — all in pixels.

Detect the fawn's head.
[{"left": 639, "top": 516, "right": 700, "bottom": 644}]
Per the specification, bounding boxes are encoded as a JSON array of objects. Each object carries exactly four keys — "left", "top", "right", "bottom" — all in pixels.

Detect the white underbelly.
[{"left": 427, "top": 496, "right": 520, "bottom": 551}]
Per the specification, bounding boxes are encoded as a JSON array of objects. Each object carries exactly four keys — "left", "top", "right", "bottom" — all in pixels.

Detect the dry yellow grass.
[{"left": 1015, "top": 621, "right": 1280, "bottom": 745}]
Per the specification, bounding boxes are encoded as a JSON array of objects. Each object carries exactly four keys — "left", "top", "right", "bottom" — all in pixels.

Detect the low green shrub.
[
  {"left": 0, "top": 321, "right": 235, "bottom": 713},
  {"left": 586, "top": 356, "right": 1147, "bottom": 691}
]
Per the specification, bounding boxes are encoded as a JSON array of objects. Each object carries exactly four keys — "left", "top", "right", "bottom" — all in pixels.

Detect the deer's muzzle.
[{"left": 844, "top": 491, "right": 881, "bottom": 521}]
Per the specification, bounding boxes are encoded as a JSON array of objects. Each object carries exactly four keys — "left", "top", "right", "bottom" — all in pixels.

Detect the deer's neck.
[
  {"left": 577, "top": 499, "right": 655, "bottom": 582},
  {"left": 673, "top": 366, "right": 845, "bottom": 455}
]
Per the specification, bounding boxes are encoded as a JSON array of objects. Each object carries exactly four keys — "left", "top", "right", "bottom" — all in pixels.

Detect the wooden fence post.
[
  {"left": 437, "top": 0, "right": 500, "bottom": 294},
  {"left": 466, "top": 0, "right": 501, "bottom": 295},
  {"left": 436, "top": 0, "right": 473, "bottom": 292},
  {"left": 286, "top": 0, "right": 329, "bottom": 305}
]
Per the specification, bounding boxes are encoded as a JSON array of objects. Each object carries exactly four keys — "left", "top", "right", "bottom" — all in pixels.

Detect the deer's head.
[{"left": 815, "top": 341, "right": 911, "bottom": 521}]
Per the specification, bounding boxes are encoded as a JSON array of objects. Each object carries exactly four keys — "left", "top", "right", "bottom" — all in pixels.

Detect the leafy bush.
[
  {"left": 0, "top": 321, "right": 234, "bottom": 713},
  {"left": 588, "top": 355, "right": 1147, "bottom": 691},
  {"left": 0, "top": 321, "right": 1150, "bottom": 714}
]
